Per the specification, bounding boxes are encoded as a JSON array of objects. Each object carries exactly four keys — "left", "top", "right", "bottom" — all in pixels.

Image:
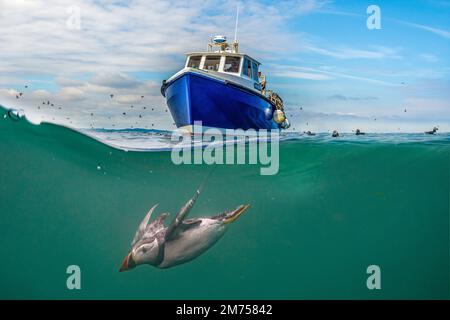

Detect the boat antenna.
[
  {"left": 234, "top": 5, "right": 239, "bottom": 42},
  {"left": 233, "top": 4, "right": 239, "bottom": 53}
]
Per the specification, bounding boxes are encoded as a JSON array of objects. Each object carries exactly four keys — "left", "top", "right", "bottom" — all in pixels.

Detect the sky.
[{"left": 0, "top": 0, "right": 449, "bottom": 132}]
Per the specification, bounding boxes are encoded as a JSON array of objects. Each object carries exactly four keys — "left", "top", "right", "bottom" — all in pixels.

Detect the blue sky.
[{"left": 0, "top": 0, "right": 449, "bottom": 132}]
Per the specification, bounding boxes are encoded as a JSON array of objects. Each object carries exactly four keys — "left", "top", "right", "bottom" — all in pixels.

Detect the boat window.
[
  {"left": 203, "top": 56, "right": 221, "bottom": 71},
  {"left": 243, "top": 57, "right": 252, "bottom": 78},
  {"left": 187, "top": 56, "right": 202, "bottom": 69},
  {"left": 252, "top": 61, "right": 259, "bottom": 81},
  {"left": 224, "top": 56, "right": 241, "bottom": 73}
]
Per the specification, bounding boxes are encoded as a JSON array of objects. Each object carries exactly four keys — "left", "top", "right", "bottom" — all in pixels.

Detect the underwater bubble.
[
  {"left": 97, "top": 164, "right": 102, "bottom": 170},
  {"left": 7, "top": 109, "right": 24, "bottom": 121}
]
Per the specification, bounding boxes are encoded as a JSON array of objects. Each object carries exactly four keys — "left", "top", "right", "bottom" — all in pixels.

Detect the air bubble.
[{"left": 7, "top": 109, "right": 24, "bottom": 121}]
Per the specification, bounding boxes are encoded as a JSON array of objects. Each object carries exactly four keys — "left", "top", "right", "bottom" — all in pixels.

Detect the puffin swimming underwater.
[{"left": 119, "top": 190, "right": 250, "bottom": 271}]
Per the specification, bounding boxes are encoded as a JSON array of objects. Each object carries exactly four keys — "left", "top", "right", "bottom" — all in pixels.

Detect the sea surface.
[{"left": 0, "top": 106, "right": 449, "bottom": 299}]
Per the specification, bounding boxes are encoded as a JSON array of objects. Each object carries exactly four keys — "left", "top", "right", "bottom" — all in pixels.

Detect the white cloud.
[
  {"left": 90, "top": 72, "right": 142, "bottom": 89},
  {"left": 270, "top": 64, "right": 401, "bottom": 86},
  {"left": 397, "top": 20, "right": 450, "bottom": 39},
  {"left": 0, "top": 88, "right": 19, "bottom": 98},
  {"left": 0, "top": 0, "right": 327, "bottom": 76},
  {"left": 0, "top": 71, "right": 170, "bottom": 129},
  {"left": 113, "top": 95, "right": 145, "bottom": 105},
  {"left": 272, "top": 70, "right": 332, "bottom": 80},
  {"left": 59, "top": 87, "right": 86, "bottom": 101},
  {"left": 419, "top": 53, "right": 439, "bottom": 62},
  {"left": 315, "top": 9, "right": 450, "bottom": 40},
  {"left": 403, "top": 97, "right": 450, "bottom": 116},
  {"left": 277, "top": 110, "right": 450, "bottom": 133},
  {"left": 303, "top": 45, "right": 402, "bottom": 59},
  {"left": 32, "top": 89, "right": 52, "bottom": 98}
]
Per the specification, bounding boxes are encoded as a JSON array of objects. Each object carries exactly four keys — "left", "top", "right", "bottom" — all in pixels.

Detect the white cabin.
[
  {"left": 166, "top": 36, "right": 265, "bottom": 94},
  {"left": 185, "top": 53, "right": 260, "bottom": 81},
  {"left": 179, "top": 52, "right": 263, "bottom": 93}
]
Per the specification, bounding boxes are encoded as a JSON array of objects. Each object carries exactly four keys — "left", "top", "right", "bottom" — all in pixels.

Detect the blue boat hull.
[{"left": 163, "top": 72, "right": 279, "bottom": 130}]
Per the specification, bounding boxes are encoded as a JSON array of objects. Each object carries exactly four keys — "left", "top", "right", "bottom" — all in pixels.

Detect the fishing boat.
[{"left": 160, "top": 34, "right": 290, "bottom": 132}]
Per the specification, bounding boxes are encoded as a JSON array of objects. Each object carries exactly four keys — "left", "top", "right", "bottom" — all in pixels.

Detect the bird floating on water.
[
  {"left": 119, "top": 189, "right": 250, "bottom": 270},
  {"left": 425, "top": 127, "right": 438, "bottom": 135}
]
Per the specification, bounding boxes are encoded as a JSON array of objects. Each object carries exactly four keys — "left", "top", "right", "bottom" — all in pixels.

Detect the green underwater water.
[{"left": 0, "top": 108, "right": 449, "bottom": 299}]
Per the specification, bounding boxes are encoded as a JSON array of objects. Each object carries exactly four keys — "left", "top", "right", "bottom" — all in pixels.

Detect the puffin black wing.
[
  {"left": 131, "top": 204, "right": 158, "bottom": 246},
  {"left": 165, "top": 189, "right": 200, "bottom": 241}
]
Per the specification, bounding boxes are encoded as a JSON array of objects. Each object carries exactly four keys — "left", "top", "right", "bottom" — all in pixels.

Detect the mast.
[{"left": 232, "top": 5, "right": 239, "bottom": 53}]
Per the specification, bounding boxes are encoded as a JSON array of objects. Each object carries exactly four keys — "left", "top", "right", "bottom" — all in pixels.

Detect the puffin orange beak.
[
  {"left": 224, "top": 204, "right": 250, "bottom": 224},
  {"left": 119, "top": 253, "right": 133, "bottom": 272}
]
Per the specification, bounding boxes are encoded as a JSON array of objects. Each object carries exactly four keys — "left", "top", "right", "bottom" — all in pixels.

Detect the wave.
[{"left": 2, "top": 105, "right": 448, "bottom": 152}]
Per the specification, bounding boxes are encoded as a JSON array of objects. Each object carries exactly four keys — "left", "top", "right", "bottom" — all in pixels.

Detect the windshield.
[
  {"left": 203, "top": 56, "right": 221, "bottom": 71},
  {"left": 243, "top": 58, "right": 252, "bottom": 78},
  {"left": 224, "top": 56, "right": 241, "bottom": 73},
  {"left": 187, "top": 56, "right": 202, "bottom": 69},
  {"left": 252, "top": 61, "right": 259, "bottom": 81}
]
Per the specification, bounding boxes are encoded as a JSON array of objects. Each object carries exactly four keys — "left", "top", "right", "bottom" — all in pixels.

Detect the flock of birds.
[
  {"left": 13, "top": 85, "right": 172, "bottom": 129},
  {"left": 303, "top": 126, "right": 439, "bottom": 137},
  {"left": 293, "top": 105, "right": 439, "bottom": 136},
  {"left": 12, "top": 84, "right": 440, "bottom": 135}
]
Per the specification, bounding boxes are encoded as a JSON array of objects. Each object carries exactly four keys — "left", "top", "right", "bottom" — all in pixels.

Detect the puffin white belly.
[{"left": 159, "top": 219, "right": 227, "bottom": 268}]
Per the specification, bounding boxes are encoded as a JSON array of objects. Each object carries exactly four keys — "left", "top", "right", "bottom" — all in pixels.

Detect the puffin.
[
  {"left": 425, "top": 127, "right": 438, "bottom": 135},
  {"left": 119, "top": 190, "right": 250, "bottom": 271}
]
